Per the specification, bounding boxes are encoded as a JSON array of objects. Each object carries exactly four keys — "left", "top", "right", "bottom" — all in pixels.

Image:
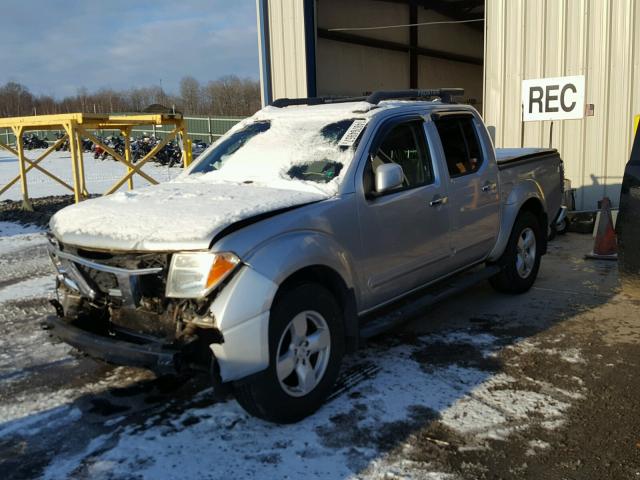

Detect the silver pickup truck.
[{"left": 45, "top": 89, "right": 565, "bottom": 423}]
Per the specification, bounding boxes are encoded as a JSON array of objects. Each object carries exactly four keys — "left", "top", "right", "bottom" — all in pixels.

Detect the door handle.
[
  {"left": 429, "top": 195, "right": 448, "bottom": 207},
  {"left": 481, "top": 182, "right": 495, "bottom": 192}
]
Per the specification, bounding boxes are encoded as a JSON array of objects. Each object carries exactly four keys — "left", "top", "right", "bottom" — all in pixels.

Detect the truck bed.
[
  {"left": 495, "top": 148, "right": 558, "bottom": 166},
  {"left": 496, "top": 147, "right": 564, "bottom": 227}
]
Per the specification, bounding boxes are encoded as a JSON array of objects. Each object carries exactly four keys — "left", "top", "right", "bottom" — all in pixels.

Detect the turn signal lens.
[{"left": 206, "top": 253, "right": 241, "bottom": 289}]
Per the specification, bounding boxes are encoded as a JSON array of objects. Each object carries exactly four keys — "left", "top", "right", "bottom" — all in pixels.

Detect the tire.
[
  {"left": 233, "top": 283, "right": 345, "bottom": 423},
  {"left": 548, "top": 217, "right": 569, "bottom": 241},
  {"left": 555, "top": 217, "right": 568, "bottom": 235},
  {"left": 490, "top": 211, "right": 543, "bottom": 294}
]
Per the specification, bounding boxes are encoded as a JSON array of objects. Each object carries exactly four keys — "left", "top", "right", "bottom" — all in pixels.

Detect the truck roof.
[
  {"left": 270, "top": 88, "right": 464, "bottom": 108},
  {"left": 256, "top": 99, "right": 475, "bottom": 124},
  {"left": 257, "top": 89, "right": 473, "bottom": 122}
]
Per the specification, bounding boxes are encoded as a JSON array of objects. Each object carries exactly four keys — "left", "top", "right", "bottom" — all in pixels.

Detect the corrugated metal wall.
[
  {"left": 484, "top": 0, "right": 640, "bottom": 210},
  {"left": 267, "top": 0, "right": 309, "bottom": 100}
]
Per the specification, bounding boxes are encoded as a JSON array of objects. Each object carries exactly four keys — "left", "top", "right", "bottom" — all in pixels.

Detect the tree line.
[{"left": 0, "top": 75, "right": 261, "bottom": 118}]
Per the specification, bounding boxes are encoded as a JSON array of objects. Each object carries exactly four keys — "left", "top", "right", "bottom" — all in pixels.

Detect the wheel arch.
[
  {"left": 489, "top": 194, "right": 549, "bottom": 262},
  {"left": 518, "top": 198, "right": 548, "bottom": 254},
  {"left": 275, "top": 265, "right": 359, "bottom": 353}
]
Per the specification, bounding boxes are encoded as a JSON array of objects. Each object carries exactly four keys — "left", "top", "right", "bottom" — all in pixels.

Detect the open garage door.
[{"left": 258, "top": 0, "right": 484, "bottom": 112}]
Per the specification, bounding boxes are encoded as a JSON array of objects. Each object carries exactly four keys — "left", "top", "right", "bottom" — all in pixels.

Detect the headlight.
[{"left": 166, "top": 252, "right": 240, "bottom": 298}]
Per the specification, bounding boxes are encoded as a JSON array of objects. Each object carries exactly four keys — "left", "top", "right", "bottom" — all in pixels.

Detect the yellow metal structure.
[
  {"left": 0, "top": 113, "right": 190, "bottom": 210},
  {"left": 635, "top": 114, "right": 639, "bottom": 137}
]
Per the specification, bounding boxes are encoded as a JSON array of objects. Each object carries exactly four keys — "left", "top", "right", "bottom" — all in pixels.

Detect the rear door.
[
  {"left": 356, "top": 116, "right": 451, "bottom": 309},
  {"left": 432, "top": 112, "right": 500, "bottom": 267}
]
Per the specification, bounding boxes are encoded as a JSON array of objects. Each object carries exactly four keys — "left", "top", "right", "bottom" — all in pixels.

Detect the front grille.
[
  {"left": 78, "top": 265, "right": 118, "bottom": 293},
  {"left": 59, "top": 244, "right": 169, "bottom": 300},
  {"left": 73, "top": 248, "right": 169, "bottom": 271}
]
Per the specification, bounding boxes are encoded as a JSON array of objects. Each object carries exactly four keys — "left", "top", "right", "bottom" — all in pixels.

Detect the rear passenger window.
[
  {"left": 369, "top": 121, "right": 434, "bottom": 189},
  {"left": 433, "top": 116, "right": 483, "bottom": 177}
]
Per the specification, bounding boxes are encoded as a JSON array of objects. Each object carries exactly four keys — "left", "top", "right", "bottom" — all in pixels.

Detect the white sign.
[
  {"left": 521, "top": 75, "right": 585, "bottom": 121},
  {"left": 338, "top": 119, "right": 368, "bottom": 147}
]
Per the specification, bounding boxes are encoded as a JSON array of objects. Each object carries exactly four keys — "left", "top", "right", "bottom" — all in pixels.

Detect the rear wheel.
[
  {"left": 233, "top": 283, "right": 344, "bottom": 423},
  {"left": 555, "top": 217, "right": 568, "bottom": 235},
  {"left": 490, "top": 211, "right": 542, "bottom": 294}
]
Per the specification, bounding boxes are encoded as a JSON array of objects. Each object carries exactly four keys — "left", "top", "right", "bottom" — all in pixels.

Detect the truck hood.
[{"left": 50, "top": 180, "right": 327, "bottom": 251}]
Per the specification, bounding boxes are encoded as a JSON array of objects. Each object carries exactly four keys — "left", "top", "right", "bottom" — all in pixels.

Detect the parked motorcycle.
[
  {"left": 156, "top": 140, "right": 182, "bottom": 167},
  {"left": 22, "top": 133, "right": 49, "bottom": 150}
]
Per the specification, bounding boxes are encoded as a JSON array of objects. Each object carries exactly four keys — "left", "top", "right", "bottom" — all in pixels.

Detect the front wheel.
[
  {"left": 233, "top": 283, "right": 345, "bottom": 423},
  {"left": 490, "top": 211, "right": 543, "bottom": 294}
]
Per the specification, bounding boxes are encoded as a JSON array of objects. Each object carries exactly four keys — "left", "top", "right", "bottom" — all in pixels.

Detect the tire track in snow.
[{"left": 0, "top": 243, "right": 53, "bottom": 289}]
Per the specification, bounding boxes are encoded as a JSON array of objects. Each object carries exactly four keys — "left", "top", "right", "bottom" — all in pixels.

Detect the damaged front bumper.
[
  {"left": 45, "top": 235, "right": 279, "bottom": 382},
  {"left": 44, "top": 314, "right": 182, "bottom": 374}
]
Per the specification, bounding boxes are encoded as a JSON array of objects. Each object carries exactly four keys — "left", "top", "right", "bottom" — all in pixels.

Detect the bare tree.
[
  {"left": 180, "top": 76, "right": 201, "bottom": 115},
  {"left": 203, "top": 75, "right": 261, "bottom": 117},
  {"left": 0, "top": 82, "right": 34, "bottom": 117},
  {"left": 0, "top": 76, "right": 261, "bottom": 118}
]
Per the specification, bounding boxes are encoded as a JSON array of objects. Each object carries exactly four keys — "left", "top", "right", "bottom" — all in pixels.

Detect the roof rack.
[{"left": 269, "top": 88, "right": 464, "bottom": 108}]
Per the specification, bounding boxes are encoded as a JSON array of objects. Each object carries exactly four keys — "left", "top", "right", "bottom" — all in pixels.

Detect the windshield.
[{"left": 187, "top": 116, "right": 366, "bottom": 192}]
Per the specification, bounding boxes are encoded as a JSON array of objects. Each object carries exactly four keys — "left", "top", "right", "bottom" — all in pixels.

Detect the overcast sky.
[{"left": 0, "top": 0, "right": 259, "bottom": 97}]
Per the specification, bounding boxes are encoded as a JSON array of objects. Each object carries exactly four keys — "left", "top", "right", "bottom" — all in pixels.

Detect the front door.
[{"left": 357, "top": 118, "right": 451, "bottom": 310}]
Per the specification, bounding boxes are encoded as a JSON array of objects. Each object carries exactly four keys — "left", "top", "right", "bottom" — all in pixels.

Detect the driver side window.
[{"left": 368, "top": 121, "right": 434, "bottom": 192}]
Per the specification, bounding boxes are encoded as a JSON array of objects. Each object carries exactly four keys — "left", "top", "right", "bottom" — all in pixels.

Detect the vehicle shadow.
[{"left": 0, "top": 233, "right": 620, "bottom": 479}]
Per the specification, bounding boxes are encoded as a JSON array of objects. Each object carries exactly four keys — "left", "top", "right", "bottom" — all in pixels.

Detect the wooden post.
[
  {"left": 179, "top": 121, "right": 192, "bottom": 168},
  {"left": 65, "top": 122, "right": 83, "bottom": 203},
  {"left": 123, "top": 127, "right": 134, "bottom": 190},
  {"left": 75, "top": 129, "right": 88, "bottom": 198},
  {"left": 12, "top": 126, "right": 33, "bottom": 211}
]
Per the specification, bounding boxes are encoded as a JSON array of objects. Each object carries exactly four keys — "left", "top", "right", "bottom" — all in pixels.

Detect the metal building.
[{"left": 257, "top": 0, "right": 640, "bottom": 210}]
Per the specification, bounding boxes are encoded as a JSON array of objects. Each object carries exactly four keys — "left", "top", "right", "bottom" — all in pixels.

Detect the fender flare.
[{"left": 488, "top": 180, "right": 548, "bottom": 262}]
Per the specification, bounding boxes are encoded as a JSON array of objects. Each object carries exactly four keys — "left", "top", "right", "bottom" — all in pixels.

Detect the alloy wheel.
[{"left": 275, "top": 310, "right": 331, "bottom": 397}]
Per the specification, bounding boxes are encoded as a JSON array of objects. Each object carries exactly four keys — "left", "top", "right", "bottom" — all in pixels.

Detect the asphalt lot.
[
  {"left": 0, "top": 215, "right": 638, "bottom": 479},
  {"left": 399, "top": 232, "right": 640, "bottom": 479}
]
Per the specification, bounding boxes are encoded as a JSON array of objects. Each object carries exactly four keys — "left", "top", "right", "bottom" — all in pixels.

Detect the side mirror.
[{"left": 375, "top": 163, "right": 404, "bottom": 194}]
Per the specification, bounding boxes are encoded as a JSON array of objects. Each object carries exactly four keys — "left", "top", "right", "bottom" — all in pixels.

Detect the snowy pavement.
[{"left": 2, "top": 221, "right": 630, "bottom": 479}]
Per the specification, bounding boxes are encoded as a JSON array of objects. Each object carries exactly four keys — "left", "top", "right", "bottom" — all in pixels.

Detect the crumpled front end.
[{"left": 46, "top": 234, "right": 225, "bottom": 374}]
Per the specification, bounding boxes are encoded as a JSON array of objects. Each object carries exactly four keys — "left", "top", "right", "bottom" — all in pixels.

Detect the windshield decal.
[{"left": 338, "top": 119, "right": 368, "bottom": 147}]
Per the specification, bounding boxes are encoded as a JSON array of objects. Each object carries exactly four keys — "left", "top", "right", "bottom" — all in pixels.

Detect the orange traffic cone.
[{"left": 585, "top": 197, "right": 618, "bottom": 260}]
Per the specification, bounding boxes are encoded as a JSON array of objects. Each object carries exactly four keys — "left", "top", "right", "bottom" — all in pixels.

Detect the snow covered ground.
[
  {"left": 0, "top": 222, "right": 592, "bottom": 479},
  {"left": 0, "top": 148, "right": 182, "bottom": 201}
]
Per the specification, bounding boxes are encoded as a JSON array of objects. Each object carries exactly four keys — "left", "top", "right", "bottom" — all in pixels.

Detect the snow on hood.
[{"left": 50, "top": 180, "right": 326, "bottom": 251}]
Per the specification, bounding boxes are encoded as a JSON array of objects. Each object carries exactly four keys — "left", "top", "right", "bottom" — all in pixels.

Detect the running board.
[{"left": 359, "top": 265, "right": 501, "bottom": 339}]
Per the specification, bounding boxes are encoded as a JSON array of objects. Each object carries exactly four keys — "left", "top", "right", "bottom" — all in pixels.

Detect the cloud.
[{"left": 0, "top": 0, "right": 259, "bottom": 97}]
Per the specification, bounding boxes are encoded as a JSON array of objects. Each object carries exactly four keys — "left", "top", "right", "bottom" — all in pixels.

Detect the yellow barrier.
[{"left": 0, "top": 113, "right": 190, "bottom": 210}]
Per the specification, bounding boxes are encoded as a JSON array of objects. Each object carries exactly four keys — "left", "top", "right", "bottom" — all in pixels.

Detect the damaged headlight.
[{"left": 166, "top": 252, "right": 240, "bottom": 298}]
